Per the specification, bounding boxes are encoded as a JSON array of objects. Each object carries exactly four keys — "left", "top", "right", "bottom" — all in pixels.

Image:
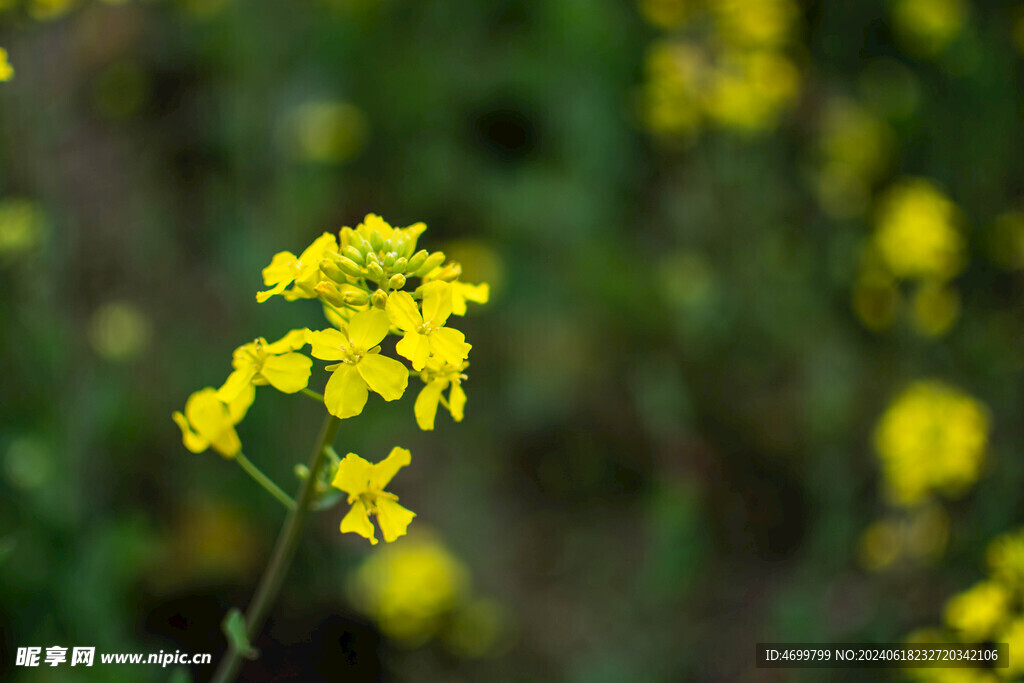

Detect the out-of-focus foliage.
[{"left": 1, "top": 0, "right": 1024, "bottom": 680}]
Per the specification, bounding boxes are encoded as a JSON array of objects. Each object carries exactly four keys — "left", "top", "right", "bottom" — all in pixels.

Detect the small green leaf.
[{"left": 221, "top": 608, "right": 259, "bottom": 660}]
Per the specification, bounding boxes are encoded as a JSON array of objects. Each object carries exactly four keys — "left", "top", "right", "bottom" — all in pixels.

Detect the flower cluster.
[
  {"left": 0, "top": 48, "right": 12, "bottom": 82},
  {"left": 638, "top": 0, "right": 802, "bottom": 140},
  {"left": 173, "top": 214, "right": 489, "bottom": 544},
  {"left": 873, "top": 380, "right": 990, "bottom": 508},
  {"left": 906, "top": 529, "right": 1024, "bottom": 682},
  {"left": 853, "top": 178, "right": 966, "bottom": 337}
]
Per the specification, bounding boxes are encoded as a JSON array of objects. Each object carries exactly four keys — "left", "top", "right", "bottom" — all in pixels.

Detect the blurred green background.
[{"left": 2, "top": 0, "right": 1024, "bottom": 680}]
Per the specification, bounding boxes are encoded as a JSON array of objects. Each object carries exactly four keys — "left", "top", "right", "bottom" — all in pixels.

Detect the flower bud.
[
  {"left": 370, "top": 289, "right": 388, "bottom": 309},
  {"left": 414, "top": 251, "right": 446, "bottom": 277},
  {"left": 332, "top": 254, "right": 364, "bottom": 278},
  {"left": 434, "top": 261, "right": 462, "bottom": 282},
  {"left": 369, "top": 230, "right": 384, "bottom": 251},
  {"left": 315, "top": 281, "right": 346, "bottom": 307},
  {"left": 295, "top": 464, "right": 310, "bottom": 480},
  {"left": 388, "top": 273, "right": 406, "bottom": 290},
  {"left": 382, "top": 252, "right": 396, "bottom": 268},
  {"left": 406, "top": 249, "right": 430, "bottom": 273},
  {"left": 367, "top": 261, "right": 385, "bottom": 281},
  {"left": 392, "top": 256, "right": 409, "bottom": 273},
  {"left": 320, "top": 258, "right": 346, "bottom": 282},
  {"left": 342, "top": 245, "right": 365, "bottom": 265},
  {"left": 382, "top": 238, "right": 394, "bottom": 254},
  {"left": 343, "top": 290, "right": 369, "bottom": 306},
  {"left": 364, "top": 251, "right": 379, "bottom": 265}
]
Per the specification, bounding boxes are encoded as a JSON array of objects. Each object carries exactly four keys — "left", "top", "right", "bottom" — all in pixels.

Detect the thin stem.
[
  {"left": 300, "top": 387, "right": 324, "bottom": 402},
  {"left": 211, "top": 413, "right": 341, "bottom": 683},
  {"left": 234, "top": 453, "right": 296, "bottom": 511}
]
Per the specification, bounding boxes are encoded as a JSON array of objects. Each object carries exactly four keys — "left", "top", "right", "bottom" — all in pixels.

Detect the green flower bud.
[
  {"left": 370, "top": 289, "right": 388, "bottom": 309},
  {"left": 406, "top": 249, "right": 429, "bottom": 273},
  {"left": 369, "top": 230, "right": 384, "bottom": 251},
  {"left": 382, "top": 252, "right": 396, "bottom": 268},
  {"left": 394, "top": 236, "right": 409, "bottom": 258},
  {"left": 392, "top": 256, "right": 409, "bottom": 273},
  {"left": 319, "top": 258, "right": 346, "bottom": 282},
  {"left": 382, "top": 238, "right": 394, "bottom": 254},
  {"left": 365, "top": 251, "right": 379, "bottom": 265},
  {"left": 342, "top": 245, "right": 365, "bottom": 265},
  {"left": 295, "top": 464, "right": 310, "bottom": 480},
  {"left": 367, "top": 261, "right": 385, "bottom": 281},
  {"left": 315, "top": 281, "right": 346, "bottom": 307},
  {"left": 388, "top": 273, "right": 406, "bottom": 290},
  {"left": 359, "top": 236, "right": 374, "bottom": 254},
  {"left": 414, "top": 251, "right": 446, "bottom": 277},
  {"left": 343, "top": 290, "right": 369, "bottom": 306},
  {"left": 332, "top": 254, "right": 364, "bottom": 278}
]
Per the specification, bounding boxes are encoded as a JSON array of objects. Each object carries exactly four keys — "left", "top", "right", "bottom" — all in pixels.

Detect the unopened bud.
[
  {"left": 382, "top": 252, "right": 396, "bottom": 268},
  {"left": 392, "top": 256, "right": 409, "bottom": 273},
  {"left": 315, "top": 281, "right": 346, "bottom": 307},
  {"left": 388, "top": 273, "right": 406, "bottom": 290},
  {"left": 369, "top": 230, "right": 384, "bottom": 251},
  {"left": 343, "top": 290, "right": 369, "bottom": 306},
  {"left": 382, "top": 238, "right": 394, "bottom": 254},
  {"left": 320, "top": 258, "right": 346, "bottom": 282},
  {"left": 435, "top": 262, "right": 463, "bottom": 282},
  {"left": 295, "top": 464, "right": 310, "bottom": 480},
  {"left": 414, "top": 251, "right": 446, "bottom": 277},
  {"left": 367, "top": 261, "right": 385, "bottom": 281},
  {"left": 370, "top": 289, "right": 389, "bottom": 309},
  {"left": 364, "top": 250, "right": 379, "bottom": 265},
  {"left": 406, "top": 249, "right": 429, "bottom": 273},
  {"left": 342, "top": 245, "right": 365, "bottom": 265},
  {"left": 332, "top": 254, "right": 364, "bottom": 278}
]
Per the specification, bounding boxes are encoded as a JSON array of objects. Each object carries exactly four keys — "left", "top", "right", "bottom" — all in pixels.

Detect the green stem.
[
  {"left": 211, "top": 413, "right": 342, "bottom": 683},
  {"left": 300, "top": 387, "right": 324, "bottom": 402},
  {"left": 235, "top": 453, "right": 296, "bottom": 511}
]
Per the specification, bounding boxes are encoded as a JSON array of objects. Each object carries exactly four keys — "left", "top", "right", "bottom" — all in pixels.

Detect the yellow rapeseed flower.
[
  {"left": 256, "top": 232, "right": 338, "bottom": 302},
  {"left": 422, "top": 268, "right": 490, "bottom": 316},
  {"left": 0, "top": 48, "right": 12, "bottom": 82},
  {"left": 873, "top": 381, "right": 989, "bottom": 507},
  {"left": 347, "top": 533, "right": 468, "bottom": 641},
  {"left": 332, "top": 447, "right": 416, "bottom": 545},
  {"left": 386, "top": 282, "right": 471, "bottom": 371},
  {"left": 987, "top": 530, "right": 1024, "bottom": 588},
  {"left": 891, "top": 0, "right": 966, "bottom": 58},
  {"left": 874, "top": 179, "right": 965, "bottom": 281},
  {"left": 172, "top": 386, "right": 254, "bottom": 458},
  {"left": 308, "top": 310, "right": 408, "bottom": 419},
  {"left": 414, "top": 358, "right": 468, "bottom": 431},
  {"left": 217, "top": 329, "right": 312, "bottom": 402},
  {"left": 910, "top": 280, "right": 960, "bottom": 337},
  {"left": 944, "top": 580, "right": 1010, "bottom": 641}
]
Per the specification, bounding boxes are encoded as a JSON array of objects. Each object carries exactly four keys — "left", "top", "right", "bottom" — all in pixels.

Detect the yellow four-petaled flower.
[
  {"left": 173, "top": 386, "right": 254, "bottom": 458},
  {"left": 387, "top": 282, "right": 471, "bottom": 371},
  {"left": 333, "top": 447, "right": 416, "bottom": 544},
  {"left": 217, "top": 328, "right": 313, "bottom": 402}
]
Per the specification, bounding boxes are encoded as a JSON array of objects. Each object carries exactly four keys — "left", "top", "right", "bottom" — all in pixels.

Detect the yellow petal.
[
  {"left": 356, "top": 354, "right": 409, "bottom": 401},
  {"left": 226, "top": 383, "right": 255, "bottom": 424},
  {"left": 449, "top": 382, "right": 466, "bottom": 422},
  {"left": 370, "top": 446, "right": 411, "bottom": 490},
  {"left": 340, "top": 499, "right": 377, "bottom": 544},
  {"left": 217, "top": 367, "right": 257, "bottom": 403},
  {"left": 172, "top": 411, "right": 209, "bottom": 453},
  {"left": 385, "top": 291, "right": 422, "bottom": 332},
  {"left": 261, "top": 251, "right": 299, "bottom": 287},
  {"left": 451, "top": 282, "right": 489, "bottom": 315},
  {"left": 184, "top": 389, "right": 242, "bottom": 458},
  {"left": 360, "top": 214, "right": 393, "bottom": 240},
  {"left": 429, "top": 327, "right": 471, "bottom": 366},
  {"left": 414, "top": 381, "right": 445, "bottom": 430},
  {"left": 260, "top": 352, "right": 313, "bottom": 393},
  {"left": 421, "top": 281, "right": 454, "bottom": 326},
  {"left": 396, "top": 332, "right": 431, "bottom": 371},
  {"left": 307, "top": 328, "right": 349, "bottom": 361},
  {"left": 332, "top": 452, "right": 374, "bottom": 495},
  {"left": 297, "top": 232, "right": 339, "bottom": 268},
  {"left": 324, "top": 364, "right": 369, "bottom": 419},
  {"left": 347, "top": 309, "right": 391, "bottom": 350},
  {"left": 256, "top": 279, "right": 290, "bottom": 303},
  {"left": 265, "top": 328, "right": 310, "bottom": 354},
  {"left": 375, "top": 498, "right": 416, "bottom": 543}
]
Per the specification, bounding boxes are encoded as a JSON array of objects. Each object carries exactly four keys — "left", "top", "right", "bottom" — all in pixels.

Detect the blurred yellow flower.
[
  {"left": 286, "top": 101, "right": 368, "bottom": 164},
  {"left": 890, "top": 0, "right": 966, "bottom": 58},
  {"left": 998, "top": 618, "right": 1024, "bottom": 677},
  {"left": 308, "top": 310, "right": 408, "bottom": 419},
  {"left": 0, "top": 48, "right": 12, "bottom": 81},
  {"left": 87, "top": 301, "right": 152, "bottom": 361},
  {"left": 387, "top": 283, "right": 471, "bottom": 371},
  {"left": 814, "top": 98, "right": 894, "bottom": 218},
  {"left": 874, "top": 179, "right": 965, "bottom": 281},
  {"left": 638, "top": 0, "right": 694, "bottom": 29},
  {"left": 851, "top": 269, "right": 899, "bottom": 331},
  {"left": 858, "top": 505, "right": 950, "bottom": 572},
  {"left": 256, "top": 232, "right": 338, "bottom": 302},
  {"left": 944, "top": 580, "right": 1010, "bottom": 641},
  {"left": 712, "top": 0, "right": 799, "bottom": 49},
  {"left": 703, "top": 51, "right": 800, "bottom": 132},
  {"left": 217, "top": 329, "right": 312, "bottom": 402},
  {"left": 348, "top": 533, "right": 468, "bottom": 641},
  {"left": 987, "top": 530, "right": 1024, "bottom": 588},
  {"left": 414, "top": 358, "right": 468, "bottom": 431},
  {"left": 29, "top": 0, "right": 75, "bottom": 20},
  {"left": 172, "top": 386, "right": 254, "bottom": 458},
  {"left": 910, "top": 280, "right": 960, "bottom": 337},
  {"left": 873, "top": 381, "right": 989, "bottom": 507},
  {"left": 332, "top": 447, "right": 416, "bottom": 545},
  {"left": 0, "top": 199, "right": 47, "bottom": 258}
]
